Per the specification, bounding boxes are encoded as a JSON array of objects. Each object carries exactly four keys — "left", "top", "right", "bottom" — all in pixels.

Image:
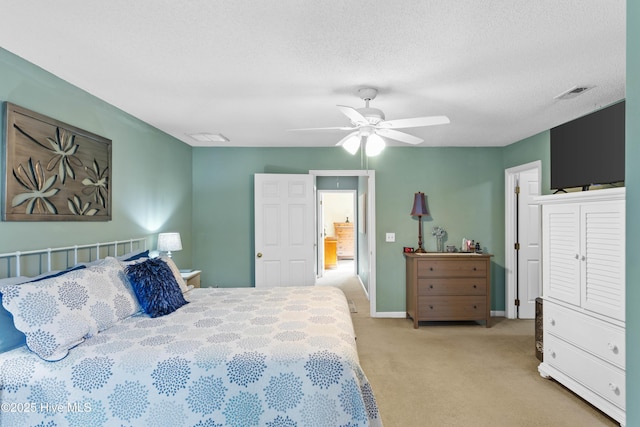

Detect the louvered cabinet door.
[
  {"left": 543, "top": 204, "right": 581, "bottom": 306},
  {"left": 580, "top": 200, "right": 625, "bottom": 321}
]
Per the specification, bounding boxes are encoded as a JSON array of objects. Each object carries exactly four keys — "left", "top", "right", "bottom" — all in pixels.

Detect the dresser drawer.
[
  {"left": 417, "top": 259, "right": 486, "bottom": 277},
  {"left": 417, "top": 278, "right": 486, "bottom": 296},
  {"left": 417, "top": 296, "right": 486, "bottom": 320},
  {"left": 544, "top": 334, "right": 625, "bottom": 410},
  {"left": 545, "top": 302, "right": 625, "bottom": 368}
]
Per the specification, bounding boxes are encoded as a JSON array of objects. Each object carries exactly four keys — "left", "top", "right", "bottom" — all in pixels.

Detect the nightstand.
[{"left": 180, "top": 270, "right": 201, "bottom": 288}]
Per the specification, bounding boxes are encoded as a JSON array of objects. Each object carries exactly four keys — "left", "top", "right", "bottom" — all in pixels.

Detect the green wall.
[
  {"left": 0, "top": 48, "right": 193, "bottom": 267},
  {"left": 625, "top": 0, "right": 639, "bottom": 422},
  {"left": 192, "top": 146, "right": 507, "bottom": 312},
  {"left": 503, "top": 131, "right": 552, "bottom": 194}
]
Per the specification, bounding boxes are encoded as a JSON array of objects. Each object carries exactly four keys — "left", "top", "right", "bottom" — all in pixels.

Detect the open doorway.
[
  {"left": 310, "top": 169, "right": 377, "bottom": 316},
  {"left": 318, "top": 190, "right": 357, "bottom": 278}
]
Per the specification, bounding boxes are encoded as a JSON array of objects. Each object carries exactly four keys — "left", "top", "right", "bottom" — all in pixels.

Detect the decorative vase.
[{"left": 436, "top": 237, "right": 444, "bottom": 253}]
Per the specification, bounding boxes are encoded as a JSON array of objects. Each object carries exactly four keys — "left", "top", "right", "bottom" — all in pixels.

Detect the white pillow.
[
  {"left": 0, "top": 257, "right": 140, "bottom": 361},
  {"left": 159, "top": 256, "right": 189, "bottom": 293}
]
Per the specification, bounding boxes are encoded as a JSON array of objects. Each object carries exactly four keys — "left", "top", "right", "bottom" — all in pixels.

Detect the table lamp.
[
  {"left": 157, "top": 232, "right": 182, "bottom": 258},
  {"left": 410, "top": 192, "right": 429, "bottom": 253}
]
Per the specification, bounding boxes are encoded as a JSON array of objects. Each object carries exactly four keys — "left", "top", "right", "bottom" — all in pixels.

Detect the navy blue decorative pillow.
[
  {"left": 125, "top": 257, "right": 188, "bottom": 318},
  {"left": 123, "top": 249, "right": 150, "bottom": 262}
]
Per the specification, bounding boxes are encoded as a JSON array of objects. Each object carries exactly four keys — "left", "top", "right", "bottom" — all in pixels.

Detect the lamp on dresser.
[
  {"left": 157, "top": 232, "right": 182, "bottom": 258},
  {"left": 410, "top": 192, "right": 429, "bottom": 253}
]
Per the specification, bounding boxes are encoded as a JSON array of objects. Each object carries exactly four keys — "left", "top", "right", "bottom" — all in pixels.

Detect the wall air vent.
[{"left": 554, "top": 85, "right": 595, "bottom": 100}]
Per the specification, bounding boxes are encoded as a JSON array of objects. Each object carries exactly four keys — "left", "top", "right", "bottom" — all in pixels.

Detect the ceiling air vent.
[
  {"left": 554, "top": 85, "right": 594, "bottom": 100},
  {"left": 187, "top": 133, "right": 230, "bottom": 143}
]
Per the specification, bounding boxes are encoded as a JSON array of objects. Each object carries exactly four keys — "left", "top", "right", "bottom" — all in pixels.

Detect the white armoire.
[{"left": 537, "top": 188, "right": 625, "bottom": 426}]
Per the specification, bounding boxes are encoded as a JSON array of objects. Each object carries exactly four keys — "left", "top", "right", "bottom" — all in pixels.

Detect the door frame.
[
  {"left": 317, "top": 189, "right": 357, "bottom": 278},
  {"left": 504, "top": 160, "right": 542, "bottom": 319},
  {"left": 310, "top": 169, "right": 377, "bottom": 317}
]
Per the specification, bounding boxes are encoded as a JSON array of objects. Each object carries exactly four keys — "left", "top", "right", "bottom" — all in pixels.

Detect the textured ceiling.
[{"left": 0, "top": 0, "right": 626, "bottom": 148}]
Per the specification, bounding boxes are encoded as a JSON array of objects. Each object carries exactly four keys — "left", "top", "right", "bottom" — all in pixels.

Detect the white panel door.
[
  {"left": 517, "top": 169, "right": 541, "bottom": 319},
  {"left": 254, "top": 173, "right": 315, "bottom": 287}
]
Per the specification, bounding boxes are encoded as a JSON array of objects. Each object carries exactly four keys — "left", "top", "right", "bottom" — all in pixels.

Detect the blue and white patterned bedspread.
[{"left": 0, "top": 286, "right": 382, "bottom": 427}]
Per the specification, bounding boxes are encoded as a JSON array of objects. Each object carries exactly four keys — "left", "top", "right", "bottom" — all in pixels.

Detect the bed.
[{"left": 0, "top": 239, "right": 382, "bottom": 427}]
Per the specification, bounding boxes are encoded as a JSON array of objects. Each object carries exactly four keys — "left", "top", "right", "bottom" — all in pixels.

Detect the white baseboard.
[
  {"left": 372, "top": 311, "right": 407, "bottom": 318},
  {"left": 372, "top": 311, "right": 506, "bottom": 318}
]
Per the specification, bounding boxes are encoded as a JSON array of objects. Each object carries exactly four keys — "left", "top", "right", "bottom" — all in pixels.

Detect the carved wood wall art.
[{"left": 3, "top": 103, "right": 112, "bottom": 221}]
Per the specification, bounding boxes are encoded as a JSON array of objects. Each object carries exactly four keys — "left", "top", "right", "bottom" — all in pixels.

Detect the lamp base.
[{"left": 414, "top": 248, "right": 427, "bottom": 253}]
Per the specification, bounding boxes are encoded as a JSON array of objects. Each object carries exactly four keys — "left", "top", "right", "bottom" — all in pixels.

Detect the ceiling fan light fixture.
[
  {"left": 342, "top": 134, "right": 361, "bottom": 155},
  {"left": 365, "top": 134, "right": 385, "bottom": 157}
]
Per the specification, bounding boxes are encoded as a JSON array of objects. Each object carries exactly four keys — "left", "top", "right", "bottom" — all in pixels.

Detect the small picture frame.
[{"left": 403, "top": 247, "right": 415, "bottom": 253}]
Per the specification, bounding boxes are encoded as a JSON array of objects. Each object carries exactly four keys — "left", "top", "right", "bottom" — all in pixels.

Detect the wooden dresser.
[
  {"left": 324, "top": 237, "right": 337, "bottom": 269},
  {"left": 404, "top": 253, "right": 492, "bottom": 329},
  {"left": 334, "top": 222, "right": 354, "bottom": 259}
]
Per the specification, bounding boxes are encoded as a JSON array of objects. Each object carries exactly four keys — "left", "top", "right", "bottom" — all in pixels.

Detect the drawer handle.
[
  {"left": 473, "top": 285, "right": 477, "bottom": 289},
  {"left": 609, "top": 382, "right": 620, "bottom": 394},
  {"left": 473, "top": 267, "right": 477, "bottom": 271},
  {"left": 608, "top": 343, "right": 619, "bottom": 353},
  {"left": 550, "top": 318, "right": 556, "bottom": 326},
  {"left": 429, "top": 285, "right": 434, "bottom": 289},
  {"left": 429, "top": 305, "right": 434, "bottom": 310},
  {"left": 473, "top": 305, "right": 477, "bottom": 309},
  {"left": 549, "top": 350, "right": 556, "bottom": 358},
  {"left": 429, "top": 267, "right": 434, "bottom": 271}
]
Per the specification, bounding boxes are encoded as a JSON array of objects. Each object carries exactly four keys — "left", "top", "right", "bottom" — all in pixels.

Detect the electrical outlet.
[{"left": 386, "top": 233, "right": 395, "bottom": 242}]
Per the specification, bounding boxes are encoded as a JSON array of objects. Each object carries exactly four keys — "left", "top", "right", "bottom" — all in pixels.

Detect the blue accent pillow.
[
  {"left": 0, "top": 265, "right": 87, "bottom": 354},
  {"left": 125, "top": 257, "right": 188, "bottom": 318},
  {"left": 122, "top": 249, "right": 149, "bottom": 261}
]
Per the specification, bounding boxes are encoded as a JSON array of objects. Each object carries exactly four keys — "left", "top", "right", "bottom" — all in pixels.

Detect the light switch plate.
[{"left": 386, "top": 233, "right": 395, "bottom": 242}]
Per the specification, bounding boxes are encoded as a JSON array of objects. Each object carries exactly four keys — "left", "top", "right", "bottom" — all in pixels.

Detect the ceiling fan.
[{"left": 289, "top": 88, "right": 450, "bottom": 156}]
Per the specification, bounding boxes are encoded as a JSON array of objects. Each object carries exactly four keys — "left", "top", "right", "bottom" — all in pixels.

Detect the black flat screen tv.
[{"left": 550, "top": 100, "right": 625, "bottom": 191}]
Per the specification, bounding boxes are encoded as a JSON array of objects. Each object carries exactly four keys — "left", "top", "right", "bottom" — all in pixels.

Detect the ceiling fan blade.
[
  {"left": 337, "top": 105, "right": 368, "bottom": 125},
  {"left": 287, "top": 126, "right": 355, "bottom": 131},
  {"left": 381, "top": 115, "right": 450, "bottom": 129},
  {"left": 335, "top": 131, "right": 359, "bottom": 146},
  {"left": 376, "top": 128, "right": 424, "bottom": 145}
]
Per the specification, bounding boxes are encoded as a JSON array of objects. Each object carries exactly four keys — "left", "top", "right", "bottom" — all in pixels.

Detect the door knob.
[{"left": 257, "top": 252, "right": 263, "bottom": 258}]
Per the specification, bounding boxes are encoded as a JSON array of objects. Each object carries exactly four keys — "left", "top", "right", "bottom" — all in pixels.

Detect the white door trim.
[
  {"left": 310, "top": 169, "right": 377, "bottom": 317},
  {"left": 505, "top": 160, "right": 542, "bottom": 319}
]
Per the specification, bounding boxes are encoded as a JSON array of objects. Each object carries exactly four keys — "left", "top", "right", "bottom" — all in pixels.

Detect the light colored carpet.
[{"left": 318, "top": 267, "right": 618, "bottom": 427}]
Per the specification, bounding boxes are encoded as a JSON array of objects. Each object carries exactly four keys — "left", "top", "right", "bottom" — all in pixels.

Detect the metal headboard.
[{"left": 0, "top": 237, "right": 148, "bottom": 279}]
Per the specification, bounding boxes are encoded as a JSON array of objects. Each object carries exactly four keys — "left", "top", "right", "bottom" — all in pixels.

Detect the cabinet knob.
[
  {"left": 473, "top": 305, "right": 477, "bottom": 309},
  {"left": 575, "top": 254, "right": 579, "bottom": 260},
  {"left": 429, "top": 284, "right": 433, "bottom": 289},
  {"left": 429, "top": 305, "right": 434, "bottom": 309},
  {"left": 608, "top": 342, "right": 619, "bottom": 353},
  {"left": 549, "top": 350, "right": 556, "bottom": 358},
  {"left": 550, "top": 318, "right": 556, "bottom": 326},
  {"left": 581, "top": 255, "right": 586, "bottom": 261},
  {"left": 473, "top": 285, "right": 477, "bottom": 289},
  {"left": 429, "top": 267, "right": 434, "bottom": 271},
  {"left": 473, "top": 267, "right": 477, "bottom": 271},
  {"left": 257, "top": 252, "right": 263, "bottom": 258},
  {"left": 609, "top": 383, "right": 620, "bottom": 394}
]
